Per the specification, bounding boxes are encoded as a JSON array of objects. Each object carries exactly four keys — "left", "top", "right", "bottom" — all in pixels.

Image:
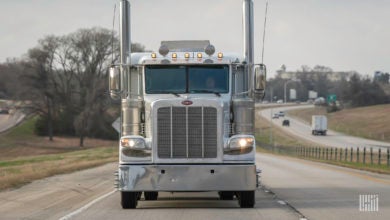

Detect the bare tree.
[
  {"left": 66, "top": 27, "right": 117, "bottom": 146},
  {"left": 12, "top": 27, "right": 144, "bottom": 146},
  {"left": 23, "top": 36, "right": 61, "bottom": 141}
]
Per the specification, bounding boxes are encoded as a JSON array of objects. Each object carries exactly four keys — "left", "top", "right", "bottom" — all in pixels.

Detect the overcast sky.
[{"left": 1, "top": 0, "right": 389, "bottom": 77}]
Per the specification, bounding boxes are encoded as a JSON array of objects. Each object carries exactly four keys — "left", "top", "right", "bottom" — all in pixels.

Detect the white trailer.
[
  {"left": 109, "top": 0, "right": 267, "bottom": 209},
  {"left": 311, "top": 115, "right": 327, "bottom": 136}
]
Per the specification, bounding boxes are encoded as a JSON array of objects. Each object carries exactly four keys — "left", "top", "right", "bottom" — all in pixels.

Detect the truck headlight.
[
  {"left": 121, "top": 136, "right": 148, "bottom": 149},
  {"left": 225, "top": 135, "right": 255, "bottom": 155},
  {"left": 120, "top": 136, "right": 151, "bottom": 159}
]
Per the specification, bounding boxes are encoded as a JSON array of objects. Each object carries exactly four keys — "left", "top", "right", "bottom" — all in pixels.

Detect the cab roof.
[{"left": 130, "top": 52, "right": 244, "bottom": 66}]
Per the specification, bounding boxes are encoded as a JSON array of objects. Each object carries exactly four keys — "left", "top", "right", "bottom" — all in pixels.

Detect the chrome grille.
[{"left": 157, "top": 106, "right": 217, "bottom": 158}]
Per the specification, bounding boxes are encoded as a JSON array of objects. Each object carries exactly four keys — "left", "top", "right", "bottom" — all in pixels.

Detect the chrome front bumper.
[{"left": 118, "top": 164, "right": 257, "bottom": 191}]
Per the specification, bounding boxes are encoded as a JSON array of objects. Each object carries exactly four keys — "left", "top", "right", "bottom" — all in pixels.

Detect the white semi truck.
[
  {"left": 109, "top": 0, "right": 266, "bottom": 208},
  {"left": 311, "top": 115, "right": 327, "bottom": 136}
]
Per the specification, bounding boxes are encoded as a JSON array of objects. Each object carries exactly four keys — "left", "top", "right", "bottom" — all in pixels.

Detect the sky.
[{"left": 1, "top": 0, "right": 389, "bottom": 78}]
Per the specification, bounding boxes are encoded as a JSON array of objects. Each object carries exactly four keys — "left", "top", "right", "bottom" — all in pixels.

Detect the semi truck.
[
  {"left": 311, "top": 115, "right": 327, "bottom": 136},
  {"left": 109, "top": 0, "right": 266, "bottom": 208}
]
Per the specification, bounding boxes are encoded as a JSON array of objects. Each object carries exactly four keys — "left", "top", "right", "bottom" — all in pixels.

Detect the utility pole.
[{"left": 269, "top": 108, "right": 273, "bottom": 145}]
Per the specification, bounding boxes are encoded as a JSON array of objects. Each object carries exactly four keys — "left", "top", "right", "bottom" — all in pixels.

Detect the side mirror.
[
  {"left": 254, "top": 64, "right": 266, "bottom": 99},
  {"left": 109, "top": 65, "right": 121, "bottom": 100}
]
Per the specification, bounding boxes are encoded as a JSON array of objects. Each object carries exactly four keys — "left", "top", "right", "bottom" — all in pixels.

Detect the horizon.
[{"left": 1, "top": 0, "right": 389, "bottom": 78}]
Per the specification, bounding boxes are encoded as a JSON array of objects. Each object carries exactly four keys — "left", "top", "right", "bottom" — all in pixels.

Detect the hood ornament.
[{"left": 181, "top": 100, "right": 193, "bottom": 105}]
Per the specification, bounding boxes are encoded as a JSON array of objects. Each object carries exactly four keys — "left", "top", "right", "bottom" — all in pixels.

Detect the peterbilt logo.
[{"left": 181, "top": 100, "right": 193, "bottom": 105}]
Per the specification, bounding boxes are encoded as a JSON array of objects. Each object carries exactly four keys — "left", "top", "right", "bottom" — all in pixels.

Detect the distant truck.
[
  {"left": 311, "top": 115, "right": 327, "bottom": 135},
  {"left": 314, "top": 97, "right": 326, "bottom": 106}
]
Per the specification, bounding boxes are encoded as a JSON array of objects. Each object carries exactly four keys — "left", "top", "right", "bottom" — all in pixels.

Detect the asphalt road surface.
[
  {"left": 0, "top": 110, "right": 25, "bottom": 133},
  {"left": 259, "top": 105, "right": 390, "bottom": 149},
  {"left": 258, "top": 153, "right": 390, "bottom": 220},
  {"left": 0, "top": 161, "right": 299, "bottom": 220},
  {"left": 1, "top": 153, "right": 389, "bottom": 220}
]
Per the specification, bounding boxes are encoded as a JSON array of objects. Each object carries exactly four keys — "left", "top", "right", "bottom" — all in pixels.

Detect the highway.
[
  {"left": 0, "top": 110, "right": 25, "bottom": 133},
  {"left": 259, "top": 105, "right": 390, "bottom": 149},
  {"left": 1, "top": 153, "right": 389, "bottom": 220},
  {"left": 1, "top": 104, "right": 389, "bottom": 219},
  {"left": 0, "top": 161, "right": 299, "bottom": 220}
]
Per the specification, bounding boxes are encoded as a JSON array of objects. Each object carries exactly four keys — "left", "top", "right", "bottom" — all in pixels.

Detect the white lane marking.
[
  {"left": 59, "top": 190, "right": 117, "bottom": 220},
  {"left": 277, "top": 200, "right": 287, "bottom": 205}
]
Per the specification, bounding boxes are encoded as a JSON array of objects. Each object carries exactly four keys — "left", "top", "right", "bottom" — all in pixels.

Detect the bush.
[{"left": 34, "top": 112, "right": 117, "bottom": 140}]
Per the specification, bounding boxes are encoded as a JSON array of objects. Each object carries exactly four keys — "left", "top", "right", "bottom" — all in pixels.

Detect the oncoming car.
[{"left": 0, "top": 108, "right": 9, "bottom": 114}]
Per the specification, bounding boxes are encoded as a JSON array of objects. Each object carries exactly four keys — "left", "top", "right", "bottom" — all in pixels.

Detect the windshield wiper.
[{"left": 190, "top": 90, "right": 221, "bottom": 97}]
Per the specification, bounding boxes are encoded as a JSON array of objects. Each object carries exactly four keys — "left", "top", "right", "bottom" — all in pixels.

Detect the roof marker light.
[
  {"left": 217, "top": 52, "right": 223, "bottom": 59},
  {"left": 184, "top": 53, "right": 190, "bottom": 59},
  {"left": 151, "top": 53, "right": 157, "bottom": 58},
  {"left": 172, "top": 53, "right": 177, "bottom": 59},
  {"left": 197, "top": 53, "right": 203, "bottom": 58}
]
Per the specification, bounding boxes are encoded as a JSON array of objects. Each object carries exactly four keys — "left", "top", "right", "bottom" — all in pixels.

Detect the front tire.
[
  {"left": 121, "top": 191, "right": 138, "bottom": 209},
  {"left": 237, "top": 191, "right": 255, "bottom": 208}
]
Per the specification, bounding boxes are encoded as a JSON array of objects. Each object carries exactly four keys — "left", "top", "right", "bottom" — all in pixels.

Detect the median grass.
[
  {"left": 288, "top": 104, "right": 390, "bottom": 142},
  {"left": 0, "top": 117, "right": 118, "bottom": 191}
]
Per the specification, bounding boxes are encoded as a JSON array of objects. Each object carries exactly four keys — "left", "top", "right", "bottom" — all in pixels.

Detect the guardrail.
[
  {"left": 258, "top": 143, "right": 390, "bottom": 167},
  {"left": 296, "top": 146, "right": 390, "bottom": 166}
]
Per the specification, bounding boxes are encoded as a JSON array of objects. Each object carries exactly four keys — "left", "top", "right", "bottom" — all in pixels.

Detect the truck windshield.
[{"left": 145, "top": 65, "right": 229, "bottom": 94}]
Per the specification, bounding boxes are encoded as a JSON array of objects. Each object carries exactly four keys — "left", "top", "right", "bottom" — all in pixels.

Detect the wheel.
[
  {"left": 237, "top": 191, "right": 255, "bottom": 208},
  {"left": 121, "top": 191, "right": 138, "bottom": 209},
  {"left": 144, "top": 191, "right": 158, "bottom": 200},
  {"left": 218, "top": 191, "right": 234, "bottom": 200}
]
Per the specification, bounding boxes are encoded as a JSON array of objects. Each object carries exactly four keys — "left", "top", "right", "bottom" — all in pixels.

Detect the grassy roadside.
[
  {"left": 311, "top": 159, "right": 390, "bottom": 174},
  {"left": 257, "top": 147, "right": 390, "bottom": 174},
  {"left": 288, "top": 104, "right": 390, "bottom": 143},
  {"left": 0, "top": 147, "right": 118, "bottom": 190},
  {"left": 0, "top": 117, "right": 118, "bottom": 191}
]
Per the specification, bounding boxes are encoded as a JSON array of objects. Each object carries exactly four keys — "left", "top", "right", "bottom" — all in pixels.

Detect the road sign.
[
  {"left": 289, "top": 89, "right": 296, "bottom": 100},
  {"left": 309, "top": 90, "right": 317, "bottom": 99},
  {"left": 112, "top": 117, "right": 120, "bottom": 133},
  {"left": 327, "top": 94, "right": 337, "bottom": 103}
]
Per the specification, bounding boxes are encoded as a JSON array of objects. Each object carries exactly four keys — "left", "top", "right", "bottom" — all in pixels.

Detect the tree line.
[
  {"left": 265, "top": 65, "right": 390, "bottom": 108},
  {"left": 0, "top": 27, "right": 145, "bottom": 146}
]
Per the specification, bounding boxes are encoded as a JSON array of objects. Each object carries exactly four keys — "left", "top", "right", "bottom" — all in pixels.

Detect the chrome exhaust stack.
[
  {"left": 233, "top": 0, "right": 255, "bottom": 136},
  {"left": 243, "top": 0, "right": 255, "bottom": 97},
  {"left": 118, "top": 0, "right": 143, "bottom": 136},
  {"left": 120, "top": 0, "right": 131, "bottom": 96}
]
